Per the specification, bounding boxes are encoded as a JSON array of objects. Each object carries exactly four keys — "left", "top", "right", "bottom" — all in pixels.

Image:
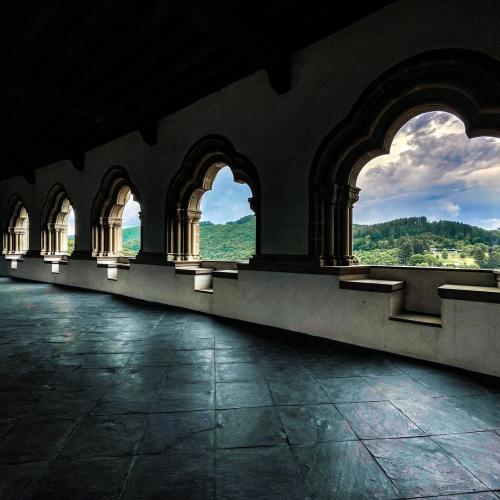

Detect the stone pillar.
[
  {"left": 329, "top": 184, "right": 360, "bottom": 265},
  {"left": 187, "top": 210, "right": 201, "bottom": 260}
]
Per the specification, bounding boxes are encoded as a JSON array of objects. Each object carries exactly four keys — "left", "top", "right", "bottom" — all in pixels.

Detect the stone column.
[
  {"left": 330, "top": 184, "right": 360, "bottom": 265},
  {"left": 187, "top": 210, "right": 201, "bottom": 260}
]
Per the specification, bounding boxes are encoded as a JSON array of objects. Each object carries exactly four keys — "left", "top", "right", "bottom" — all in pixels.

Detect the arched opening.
[
  {"left": 166, "top": 136, "right": 260, "bottom": 262},
  {"left": 121, "top": 193, "right": 141, "bottom": 257},
  {"left": 41, "top": 185, "right": 75, "bottom": 257},
  {"left": 353, "top": 111, "right": 500, "bottom": 268},
  {"left": 91, "top": 167, "right": 142, "bottom": 260},
  {"left": 309, "top": 49, "right": 500, "bottom": 266},
  {"left": 2, "top": 196, "right": 29, "bottom": 255},
  {"left": 197, "top": 165, "right": 255, "bottom": 261}
]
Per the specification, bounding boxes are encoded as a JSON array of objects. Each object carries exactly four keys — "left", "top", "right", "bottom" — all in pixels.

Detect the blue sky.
[
  {"left": 120, "top": 166, "right": 253, "bottom": 228},
  {"left": 200, "top": 166, "right": 253, "bottom": 224},
  {"left": 355, "top": 111, "right": 500, "bottom": 229}
]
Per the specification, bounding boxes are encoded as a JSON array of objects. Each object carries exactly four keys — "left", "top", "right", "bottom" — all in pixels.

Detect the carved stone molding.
[
  {"left": 309, "top": 49, "right": 500, "bottom": 265},
  {"left": 166, "top": 135, "right": 260, "bottom": 261}
]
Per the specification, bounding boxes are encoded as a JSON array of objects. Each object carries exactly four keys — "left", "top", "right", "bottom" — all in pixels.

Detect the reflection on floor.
[{"left": 0, "top": 277, "right": 499, "bottom": 499}]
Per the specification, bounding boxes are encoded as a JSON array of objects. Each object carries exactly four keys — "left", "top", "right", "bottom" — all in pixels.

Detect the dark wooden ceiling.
[{"left": 0, "top": 1, "right": 395, "bottom": 182}]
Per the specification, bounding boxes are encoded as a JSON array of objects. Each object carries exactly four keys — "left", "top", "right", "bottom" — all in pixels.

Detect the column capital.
[{"left": 331, "top": 184, "right": 360, "bottom": 207}]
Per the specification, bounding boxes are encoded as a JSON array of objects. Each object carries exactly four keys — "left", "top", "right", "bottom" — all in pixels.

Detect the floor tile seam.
[
  {"left": 308, "top": 403, "right": 401, "bottom": 493},
  {"left": 21, "top": 413, "right": 89, "bottom": 499},
  {"left": 358, "top": 436, "right": 404, "bottom": 498},
  {"left": 333, "top": 400, "right": 429, "bottom": 440},
  {"left": 427, "top": 433, "right": 497, "bottom": 492},
  {"left": 381, "top": 398, "right": 431, "bottom": 436},
  {"left": 259, "top": 376, "right": 292, "bottom": 451},
  {"left": 400, "top": 490, "right": 493, "bottom": 499}
]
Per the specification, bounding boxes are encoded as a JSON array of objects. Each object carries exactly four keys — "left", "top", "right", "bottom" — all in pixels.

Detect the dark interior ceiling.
[{"left": 0, "top": 1, "right": 395, "bottom": 183}]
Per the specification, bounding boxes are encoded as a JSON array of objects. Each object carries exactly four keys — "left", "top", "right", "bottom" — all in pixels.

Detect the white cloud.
[
  {"left": 429, "top": 200, "right": 460, "bottom": 219},
  {"left": 355, "top": 111, "right": 500, "bottom": 228}
]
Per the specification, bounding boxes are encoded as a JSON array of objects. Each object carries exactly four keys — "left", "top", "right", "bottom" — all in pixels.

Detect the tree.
[
  {"left": 487, "top": 251, "right": 500, "bottom": 269},
  {"left": 398, "top": 238, "right": 414, "bottom": 265},
  {"left": 442, "top": 250, "right": 448, "bottom": 259},
  {"left": 473, "top": 245, "right": 487, "bottom": 266}
]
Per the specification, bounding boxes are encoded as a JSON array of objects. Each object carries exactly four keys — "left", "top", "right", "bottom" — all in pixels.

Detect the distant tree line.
[{"left": 353, "top": 217, "right": 500, "bottom": 268}]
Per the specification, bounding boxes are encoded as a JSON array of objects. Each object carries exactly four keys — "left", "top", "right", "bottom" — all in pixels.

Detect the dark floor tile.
[
  {"left": 155, "top": 382, "right": 215, "bottom": 411},
  {"left": 434, "top": 431, "right": 500, "bottom": 490},
  {"left": 448, "top": 395, "right": 500, "bottom": 429},
  {"left": 0, "top": 462, "right": 47, "bottom": 500},
  {"left": 365, "top": 437, "right": 488, "bottom": 497},
  {"left": 216, "top": 407, "right": 286, "bottom": 448},
  {"left": 215, "top": 349, "right": 256, "bottom": 364},
  {"left": 98, "top": 340, "right": 152, "bottom": 353},
  {"left": 292, "top": 441, "right": 399, "bottom": 499},
  {"left": 133, "top": 349, "right": 214, "bottom": 366},
  {"left": 33, "top": 394, "right": 97, "bottom": 417},
  {"left": 336, "top": 401, "right": 424, "bottom": 439},
  {"left": 216, "top": 446, "right": 305, "bottom": 499},
  {"left": 392, "top": 396, "right": 491, "bottom": 435},
  {"left": 347, "top": 353, "right": 403, "bottom": 377},
  {"left": 301, "top": 359, "right": 358, "bottom": 378},
  {"left": 31, "top": 456, "right": 132, "bottom": 500},
  {"left": 366, "top": 374, "right": 431, "bottom": 400},
  {"left": 122, "top": 452, "right": 214, "bottom": 500},
  {"left": 62, "top": 368, "right": 121, "bottom": 389},
  {"left": 116, "top": 366, "right": 166, "bottom": 387},
  {"left": 412, "top": 372, "right": 487, "bottom": 397},
  {"left": 416, "top": 493, "right": 498, "bottom": 499},
  {"left": 141, "top": 411, "right": 215, "bottom": 452},
  {"left": 260, "top": 360, "right": 313, "bottom": 381},
  {"left": 320, "top": 377, "right": 386, "bottom": 403},
  {"left": 215, "top": 382, "right": 273, "bottom": 409},
  {"left": 175, "top": 337, "right": 214, "bottom": 350},
  {"left": 215, "top": 362, "right": 263, "bottom": 382},
  {"left": 215, "top": 337, "right": 255, "bottom": 350},
  {"left": 0, "top": 417, "right": 77, "bottom": 463},
  {"left": 166, "top": 363, "right": 214, "bottom": 383},
  {"left": 60, "top": 414, "right": 146, "bottom": 458},
  {"left": 278, "top": 404, "right": 357, "bottom": 444},
  {"left": 268, "top": 379, "right": 330, "bottom": 405}
]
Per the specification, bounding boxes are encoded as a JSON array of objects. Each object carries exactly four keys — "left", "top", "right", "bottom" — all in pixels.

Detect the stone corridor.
[{"left": 0, "top": 277, "right": 499, "bottom": 499}]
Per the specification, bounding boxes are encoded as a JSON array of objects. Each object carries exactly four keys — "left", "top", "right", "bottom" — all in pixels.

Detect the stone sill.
[
  {"left": 371, "top": 265, "right": 496, "bottom": 274},
  {"left": 175, "top": 267, "right": 213, "bottom": 275},
  {"left": 438, "top": 284, "right": 500, "bottom": 304},
  {"left": 390, "top": 312, "right": 442, "bottom": 328},
  {"left": 340, "top": 279, "right": 404, "bottom": 293},
  {"left": 238, "top": 263, "right": 370, "bottom": 275},
  {"left": 213, "top": 270, "right": 239, "bottom": 279}
]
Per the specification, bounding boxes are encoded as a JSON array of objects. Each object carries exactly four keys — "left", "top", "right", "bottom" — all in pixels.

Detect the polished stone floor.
[{"left": 0, "top": 277, "right": 499, "bottom": 499}]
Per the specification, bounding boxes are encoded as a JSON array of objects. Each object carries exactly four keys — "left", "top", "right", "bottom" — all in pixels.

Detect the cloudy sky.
[{"left": 355, "top": 111, "right": 500, "bottom": 229}]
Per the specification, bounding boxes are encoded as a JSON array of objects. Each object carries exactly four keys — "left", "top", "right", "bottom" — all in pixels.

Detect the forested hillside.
[
  {"left": 66, "top": 215, "right": 500, "bottom": 268},
  {"left": 200, "top": 215, "right": 255, "bottom": 260},
  {"left": 353, "top": 217, "right": 500, "bottom": 268}
]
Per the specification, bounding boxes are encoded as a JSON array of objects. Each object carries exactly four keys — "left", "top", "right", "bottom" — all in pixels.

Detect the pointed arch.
[
  {"left": 309, "top": 49, "right": 500, "bottom": 265},
  {"left": 2, "top": 194, "right": 29, "bottom": 255},
  {"left": 91, "top": 166, "right": 142, "bottom": 258},
  {"left": 166, "top": 135, "right": 260, "bottom": 261},
  {"left": 40, "top": 183, "right": 74, "bottom": 256}
]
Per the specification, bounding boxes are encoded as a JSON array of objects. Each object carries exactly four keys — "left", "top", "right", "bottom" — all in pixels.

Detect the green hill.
[
  {"left": 353, "top": 216, "right": 500, "bottom": 268},
  {"left": 67, "top": 215, "right": 256, "bottom": 260},
  {"left": 200, "top": 214, "right": 255, "bottom": 260},
  {"left": 66, "top": 215, "right": 499, "bottom": 268}
]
